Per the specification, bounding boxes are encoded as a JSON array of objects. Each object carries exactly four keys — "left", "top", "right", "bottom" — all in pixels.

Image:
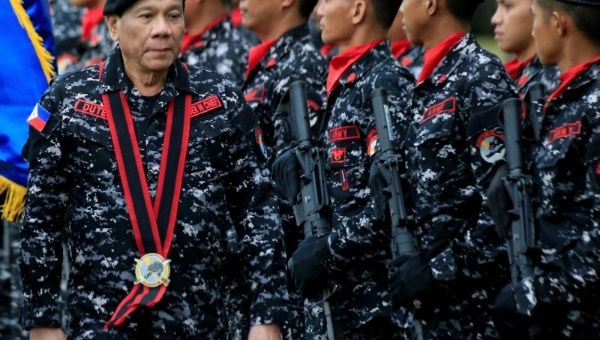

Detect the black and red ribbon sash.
[{"left": 101, "top": 90, "right": 191, "bottom": 329}]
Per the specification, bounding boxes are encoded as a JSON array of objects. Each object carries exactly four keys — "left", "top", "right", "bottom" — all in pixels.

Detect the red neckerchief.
[
  {"left": 547, "top": 55, "right": 600, "bottom": 104},
  {"left": 504, "top": 56, "right": 535, "bottom": 80},
  {"left": 181, "top": 15, "right": 228, "bottom": 54},
  {"left": 245, "top": 39, "right": 277, "bottom": 80},
  {"left": 81, "top": 6, "right": 104, "bottom": 41},
  {"left": 391, "top": 39, "right": 412, "bottom": 59},
  {"left": 326, "top": 39, "right": 383, "bottom": 95},
  {"left": 230, "top": 6, "right": 242, "bottom": 28},
  {"left": 417, "top": 32, "right": 465, "bottom": 84}
]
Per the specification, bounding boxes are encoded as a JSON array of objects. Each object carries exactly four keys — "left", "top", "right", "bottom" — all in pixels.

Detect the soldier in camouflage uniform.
[
  {"left": 236, "top": 0, "right": 326, "bottom": 338},
  {"left": 388, "top": 8, "right": 423, "bottom": 79},
  {"left": 51, "top": 0, "right": 84, "bottom": 74},
  {"left": 62, "top": 0, "right": 115, "bottom": 72},
  {"left": 385, "top": 0, "right": 517, "bottom": 338},
  {"left": 273, "top": 0, "right": 414, "bottom": 338},
  {"left": 19, "top": 0, "right": 287, "bottom": 338},
  {"left": 492, "top": 0, "right": 600, "bottom": 337},
  {"left": 180, "top": 0, "right": 258, "bottom": 86},
  {"left": 491, "top": 0, "right": 558, "bottom": 96}
]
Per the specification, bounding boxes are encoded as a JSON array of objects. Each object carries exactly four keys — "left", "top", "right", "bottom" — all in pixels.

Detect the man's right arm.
[{"left": 20, "top": 87, "right": 68, "bottom": 332}]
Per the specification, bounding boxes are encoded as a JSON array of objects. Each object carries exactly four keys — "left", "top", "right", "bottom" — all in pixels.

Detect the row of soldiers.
[{"left": 8, "top": 0, "right": 600, "bottom": 339}]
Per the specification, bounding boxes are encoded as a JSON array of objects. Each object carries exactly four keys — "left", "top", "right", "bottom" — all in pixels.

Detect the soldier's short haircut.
[
  {"left": 538, "top": 0, "right": 600, "bottom": 46},
  {"left": 298, "top": 0, "right": 318, "bottom": 19},
  {"left": 370, "top": 0, "right": 402, "bottom": 29},
  {"left": 446, "top": 0, "right": 482, "bottom": 24}
]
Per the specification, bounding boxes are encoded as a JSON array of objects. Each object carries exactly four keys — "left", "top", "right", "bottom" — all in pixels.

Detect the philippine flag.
[{"left": 27, "top": 103, "right": 51, "bottom": 133}]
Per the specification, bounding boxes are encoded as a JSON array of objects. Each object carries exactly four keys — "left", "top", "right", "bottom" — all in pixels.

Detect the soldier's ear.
[
  {"left": 427, "top": 0, "right": 438, "bottom": 16},
  {"left": 351, "top": 0, "right": 367, "bottom": 25},
  {"left": 551, "top": 9, "right": 570, "bottom": 37},
  {"left": 105, "top": 15, "right": 120, "bottom": 43}
]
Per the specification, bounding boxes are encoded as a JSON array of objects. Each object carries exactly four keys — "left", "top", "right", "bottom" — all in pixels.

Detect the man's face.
[
  {"left": 531, "top": 0, "right": 560, "bottom": 65},
  {"left": 107, "top": 0, "right": 184, "bottom": 73},
  {"left": 388, "top": 9, "right": 407, "bottom": 41},
  {"left": 400, "top": 0, "right": 429, "bottom": 45},
  {"left": 491, "top": 0, "right": 534, "bottom": 54},
  {"left": 316, "top": 0, "right": 355, "bottom": 46},
  {"left": 239, "top": 0, "right": 279, "bottom": 34}
]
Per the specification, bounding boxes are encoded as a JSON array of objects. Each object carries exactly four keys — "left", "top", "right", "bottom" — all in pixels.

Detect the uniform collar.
[
  {"left": 326, "top": 39, "right": 384, "bottom": 96},
  {"left": 244, "top": 24, "right": 309, "bottom": 81},
  {"left": 417, "top": 32, "right": 466, "bottom": 84},
  {"left": 505, "top": 55, "right": 535, "bottom": 80},
  {"left": 180, "top": 15, "right": 229, "bottom": 54},
  {"left": 99, "top": 45, "right": 195, "bottom": 96},
  {"left": 546, "top": 55, "right": 600, "bottom": 104},
  {"left": 81, "top": 6, "right": 104, "bottom": 41},
  {"left": 390, "top": 39, "right": 412, "bottom": 59}
]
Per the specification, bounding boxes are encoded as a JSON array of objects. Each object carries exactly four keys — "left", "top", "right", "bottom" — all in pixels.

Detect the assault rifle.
[
  {"left": 370, "top": 89, "right": 418, "bottom": 258},
  {"left": 502, "top": 98, "right": 536, "bottom": 283},
  {"left": 370, "top": 90, "right": 423, "bottom": 340},
  {"left": 277, "top": 80, "right": 337, "bottom": 340}
]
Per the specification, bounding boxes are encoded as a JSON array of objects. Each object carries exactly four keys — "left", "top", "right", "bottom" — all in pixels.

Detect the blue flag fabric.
[{"left": 0, "top": 0, "right": 55, "bottom": 221}]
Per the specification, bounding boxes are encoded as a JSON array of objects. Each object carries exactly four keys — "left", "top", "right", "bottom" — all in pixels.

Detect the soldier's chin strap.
[{"left": 101, "top": 88, "right": 192, "bottom": 329}]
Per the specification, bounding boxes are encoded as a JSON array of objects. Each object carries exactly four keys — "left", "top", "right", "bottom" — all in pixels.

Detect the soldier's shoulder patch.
[
  {"left": 476, "top": 130, "right": 505, "bottom": 164},
  {"left": 191, "top": 95, "right": 223, "bottom": 118},
  {"left": 27, "top": 103, "right": 51, "bottom": 133}
]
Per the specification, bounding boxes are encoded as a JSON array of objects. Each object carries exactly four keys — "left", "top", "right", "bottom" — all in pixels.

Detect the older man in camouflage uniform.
[
  {"left": 272, "top": 0, "right": 414, "bottom": 338},
  {"left": 19, "top": 0, "right": 287, "bottom": 338},
  {"left": 180, "top": 0, "right": 257, "bottom": 86},
  {"left": 385, "top": 0, "right": 517, "bottom": 338},
  {"left": 492, "top": 0, "right": 600, "bottom": 337}
]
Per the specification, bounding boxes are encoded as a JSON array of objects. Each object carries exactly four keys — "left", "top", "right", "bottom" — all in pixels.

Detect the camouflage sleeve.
[
  {"left": 19, "top": 84, "right": 68, "bottom": 330},
  {"left": 222, "top": 89, "right": 289, "bottom": 326},
  {"left": 327, "top": 72, "right": 413, "bottom": 266},
  {"left": 533, "top": 113, "right": 600, "bottom": 306},
  {"left": 430, "top": 64, "right": 516, "bottom": 281}
]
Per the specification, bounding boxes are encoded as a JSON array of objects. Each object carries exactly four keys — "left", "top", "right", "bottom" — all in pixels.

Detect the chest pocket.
[
  {"left": 187, "top": 113, "right": 232, "bottom": 180},
  {"left": 413, "top": 113, "right": 456, "bottom": 146}
]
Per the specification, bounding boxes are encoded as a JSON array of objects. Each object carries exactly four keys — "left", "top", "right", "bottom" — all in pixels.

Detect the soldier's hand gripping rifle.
[
  {"left": 502, "top": 98, "right": 536, "bottom": 283},
  {"left": 370, "top": 89, "right": 418, "bottom": 258},
  {"left": 277, "top": 80, "right": 337, "bottom": 340}
]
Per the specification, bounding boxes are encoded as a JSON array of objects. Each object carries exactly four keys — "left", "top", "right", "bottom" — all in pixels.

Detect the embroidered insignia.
[
  {"left": 421, "top": 97, "right": 457, "bottom": 124},
  {"left": 476, "top": 130, "right": 505, "bottom": 164},
  {"left": 191, "top": 95, "right": 223, "bottom": 118},
  {"left": 27, "top": 103, "right": 51, "bottom": 133}
]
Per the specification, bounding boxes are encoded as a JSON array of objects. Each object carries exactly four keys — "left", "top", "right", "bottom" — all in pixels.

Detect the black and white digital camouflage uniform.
[
  {"left": 63, "top": 7, "right": 115, "bottom": 73},
  {"left": 391, "top": 39, "right": 423, "bottom": 79},
  {"left": 180, "top": 15, "right": 258, "bottom": 86},
  {"left": 505, "top": 56, "right": 558, "bottom": 97},
  {"left": 19, "top": 46, "right": 288, "bottom": 339},
  {"left": 51, "top": 0, "right": 84, "bottom": 74},
  {"left": 400, "top": 33, "right": 516, "bottom": 338},
  {"left": 242, "top": 24, "right": 327, "bottom": 156},
  {"left": 494, "top": 57, "right": 600, "bottom": 338},
  {"left": 305, "top": 40, "right": 413, "bottom": 339},
  {"left": 239, "top": 23, "right": 327, "bottom": 340}
]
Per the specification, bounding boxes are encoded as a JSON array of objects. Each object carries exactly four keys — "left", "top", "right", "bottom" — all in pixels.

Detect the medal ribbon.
[{"left": 101, "top": 90, "right": 191, "bottom": 329}]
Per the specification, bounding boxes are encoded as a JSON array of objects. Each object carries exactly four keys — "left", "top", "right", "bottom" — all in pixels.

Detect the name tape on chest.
[
  {"left": 191, "top": 95, "right": 223, "bottom": 118},
  {"left": 421, "top": 97, "right": 457, "bottom": 124},
  {"left": 547, "top": 120, "right": 582, "bottom": 144}
]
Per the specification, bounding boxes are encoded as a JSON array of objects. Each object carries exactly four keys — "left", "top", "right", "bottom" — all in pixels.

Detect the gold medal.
[{"left": 134, "top": 253, "right": 171, "bottom": 288}]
